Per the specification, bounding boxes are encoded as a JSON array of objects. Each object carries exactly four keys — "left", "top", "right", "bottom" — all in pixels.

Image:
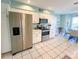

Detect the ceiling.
[{"left": 15, "top": 0, "right": 78, "bottom": 14}]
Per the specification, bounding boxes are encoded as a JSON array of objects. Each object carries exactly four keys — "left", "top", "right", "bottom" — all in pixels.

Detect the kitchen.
[
  {"left": 1, "top": 0, "right": 78, "bottom": 59},
  {"left": 2, "top": 6, "right": 58, "bottom": 54}
]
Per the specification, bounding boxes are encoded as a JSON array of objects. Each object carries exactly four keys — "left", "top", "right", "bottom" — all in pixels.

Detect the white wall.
[{"left": 1, "top": 2, "right": 11, "bottom": 53}]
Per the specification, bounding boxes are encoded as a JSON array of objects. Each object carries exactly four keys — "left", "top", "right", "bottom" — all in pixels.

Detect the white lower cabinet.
[{"left": 32, "top": 30, "right": 42, "bottom": 44}]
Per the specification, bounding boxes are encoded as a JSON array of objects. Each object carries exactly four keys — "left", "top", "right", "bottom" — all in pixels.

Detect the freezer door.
[{"left": 9, "top": 12, "right": 23, "bottom": 54}]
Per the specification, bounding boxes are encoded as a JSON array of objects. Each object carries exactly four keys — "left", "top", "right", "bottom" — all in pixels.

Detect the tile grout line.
[
  {"left": 39, "top": 38, "right": 71, "bottom": 59},
  {"left": 42, "top": 39, "right": 67, "bottom": 51},
  {"left": 30, "top": 47, "right": 42, "bottom": 59},
  {"left": 35, "top": 48, "right": 43, "bottom": 59},
  {"left": 34, "top": 40, "right": 53, "bottom": 59},
  {"left": 21, "top": 52, "right": 23, "bottom": 59},
  {"left": 21, "top": 50, "right": 30, "bottom": 56},
  {"left": 54, "top": 44, "right": 72, "bottom": 59},
  {"left": 37, "top": 41, "right": 54, "bottom": 59},
  {"left": 29, "top": 51, "right": 34, "bottom": 59},
  {"left": 2, "top": 35, "right": 77, "bottom": 59}
]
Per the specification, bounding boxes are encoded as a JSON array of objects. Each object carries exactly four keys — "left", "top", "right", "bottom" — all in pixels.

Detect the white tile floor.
[{"left": 2, "top": 35, "right": 78, "bottom": 59}]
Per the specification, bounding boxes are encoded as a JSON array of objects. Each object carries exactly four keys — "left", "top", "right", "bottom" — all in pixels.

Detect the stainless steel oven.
[{"left": 42, "top": 30, "right": 49, "bottom": 41}]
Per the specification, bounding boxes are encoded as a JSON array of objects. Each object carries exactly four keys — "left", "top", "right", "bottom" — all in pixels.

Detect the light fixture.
[{"left": 27, "top": 0, "right": 30, "bottom": 4}]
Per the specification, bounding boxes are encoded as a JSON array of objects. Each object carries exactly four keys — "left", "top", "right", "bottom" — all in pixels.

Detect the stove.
[{"left": 42, "top": 29, "right": 50, "bottom": 41}]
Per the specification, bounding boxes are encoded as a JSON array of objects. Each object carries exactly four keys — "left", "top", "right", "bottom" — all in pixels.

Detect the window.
[{"left": 71, "top": 16, "right": 78, "bottom": 30}]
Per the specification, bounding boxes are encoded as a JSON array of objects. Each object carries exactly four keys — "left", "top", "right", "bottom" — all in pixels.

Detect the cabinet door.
[
  {"left": 9, "top": 12, "right": 23, "bottom": 54},
  {"left": 32, "top": 13, "right": 39, "bottom": 23},
  {"left": 33, "top": 30, "right": 41, "bottom": 44},
  {"left": 39, "top": 13, "right": 51, "bottom": 19},
  {"left": 39, "top": 13, "right": 46, "bottom": 19},
  {"left": 36, "top": 30, "right": 41, "bottom": 42},
  {"left": 33, "top": 31, "right": 38, "bottom": 44},
  {"left": 33, "top": 31, "right": 37, "bottom": 44}
]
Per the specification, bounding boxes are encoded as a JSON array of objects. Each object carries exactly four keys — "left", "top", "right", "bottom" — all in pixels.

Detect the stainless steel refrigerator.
[{"left": 9, "top": 12, "right": 32, "bottom": 55}]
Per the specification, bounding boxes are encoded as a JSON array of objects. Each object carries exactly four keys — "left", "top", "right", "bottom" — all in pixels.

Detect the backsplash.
[
  {"left": 32, "top": 23, "right": 51, "bottom": 30},
  {"left": 32, "top": 23, "right": 38, "bottom": 29}
]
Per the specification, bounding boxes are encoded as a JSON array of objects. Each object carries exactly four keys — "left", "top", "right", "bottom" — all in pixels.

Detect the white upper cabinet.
[
  {"left": 39, "top": 13, "right": 46, "bottom": 19},
  {"left": 39, "top": 13, "right": 49, "bottom": 19},
  {"left": 32, "top": 12, "right": 39, "bottom": 23}
]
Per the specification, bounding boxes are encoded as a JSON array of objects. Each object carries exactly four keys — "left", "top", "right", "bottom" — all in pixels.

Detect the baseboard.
[
  {"left": 1, "top": 47, "right": 33, "bottom": 55},
  {"left": 1, "top": 51, "right": 12, "bottom": 55}
]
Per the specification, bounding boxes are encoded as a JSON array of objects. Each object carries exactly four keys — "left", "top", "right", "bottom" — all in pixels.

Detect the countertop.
[{"left": 32, "top": 29, "right": 42, "bottom": 32}]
